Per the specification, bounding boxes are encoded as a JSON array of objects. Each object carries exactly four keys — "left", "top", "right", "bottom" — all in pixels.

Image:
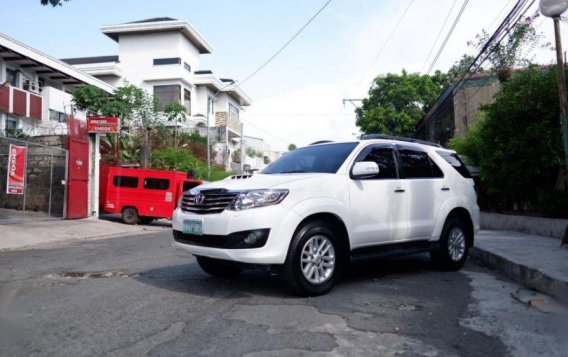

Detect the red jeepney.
[{"left": 99, "top": 165, "right": 202, "bottom": 224}]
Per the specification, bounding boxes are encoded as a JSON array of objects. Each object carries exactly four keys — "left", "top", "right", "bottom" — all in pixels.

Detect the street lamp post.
[{"left": 540, "top": 0, "right": 568, "bottom": 176}]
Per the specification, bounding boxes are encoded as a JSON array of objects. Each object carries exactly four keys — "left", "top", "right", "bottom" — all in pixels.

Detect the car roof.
[{"left": 308, "top": 139, "right": 455, "bottom": 153}]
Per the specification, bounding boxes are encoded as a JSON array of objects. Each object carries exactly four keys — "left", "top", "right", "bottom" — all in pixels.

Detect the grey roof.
[
  {"left": 61, "top": 55, "right": 119, "bottom": 65},
  {"left": 126, "top": 17, "right": 177, "bottom": 24}
]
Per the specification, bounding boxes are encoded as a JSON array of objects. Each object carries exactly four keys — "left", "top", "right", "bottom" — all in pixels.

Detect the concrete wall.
[
  {"left": 480, "top": 212, "right": 567, "bottom": 239},
  {"left": 453, "top": 82, "right": 500, "bottom": 136}
]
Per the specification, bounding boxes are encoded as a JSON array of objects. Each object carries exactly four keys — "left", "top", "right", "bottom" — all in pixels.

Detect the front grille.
[{"left": 180, "top": 189, "right": 239, "bottom": 214}]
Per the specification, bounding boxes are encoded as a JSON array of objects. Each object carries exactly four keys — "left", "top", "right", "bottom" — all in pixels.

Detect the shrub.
[{"left": 151, "top": 148, "right": 232, "bottom": 181}]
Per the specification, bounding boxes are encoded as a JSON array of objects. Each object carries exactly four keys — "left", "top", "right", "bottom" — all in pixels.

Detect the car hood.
[{"left": 197, "top": 173, "right": 323, "bottom": 191}]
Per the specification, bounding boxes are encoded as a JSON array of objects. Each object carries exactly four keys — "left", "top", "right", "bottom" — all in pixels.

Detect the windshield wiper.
[{"left": 278, "top": 170, "right": 307, "bottom": 174}]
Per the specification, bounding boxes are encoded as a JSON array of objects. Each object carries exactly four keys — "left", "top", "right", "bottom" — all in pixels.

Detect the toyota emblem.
[{"left": 195, "top": 193, "right": 205, "bottom": 205}]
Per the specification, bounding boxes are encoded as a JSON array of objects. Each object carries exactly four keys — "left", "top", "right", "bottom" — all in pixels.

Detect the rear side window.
[
  {"left": 359, "top": 147, "right": 397, "bottom": 179},
  {"left": 399, "top": 148, "right": 444, "bottom": 179},
  {"left": 436, "top": 151, "right": 472, "bottom": 178},
  {"left": 144, "top": 178, "right": 170, "bottom": 190},
  {"left": 113, "top": 176, "right": 139, "bottom": 188}
]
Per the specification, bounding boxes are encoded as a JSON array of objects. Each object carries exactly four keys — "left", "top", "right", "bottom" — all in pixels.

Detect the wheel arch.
[
  {"left": 443, "top": 207, "right": 474, "bottom": 247},
  {"left": 294, "top": 212, "right": 351, "bottom": 262}
]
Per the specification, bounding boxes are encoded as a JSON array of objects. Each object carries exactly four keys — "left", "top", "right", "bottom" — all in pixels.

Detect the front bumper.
[{"left": 172, "top": 204, "right": 301, "bottom": 265}]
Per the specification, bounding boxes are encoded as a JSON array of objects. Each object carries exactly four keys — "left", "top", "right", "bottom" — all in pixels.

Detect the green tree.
[
  {"left": 41, "top": 0, "right": 69, "bottom": 6},
  {"left": 356, "top": 70, "right": 447, "bottom": 137},
  {"left": 288, "top": 144, "right": 297, "bottom": 151},
  {"left": 449, "top": 67, "right": 563, "bottom": 212},
  {"left": 468, "top": 14, "right": 547, "bottom": 82},
  {"left": 447, "top": 55, "right": 484, "bottom": 83}
]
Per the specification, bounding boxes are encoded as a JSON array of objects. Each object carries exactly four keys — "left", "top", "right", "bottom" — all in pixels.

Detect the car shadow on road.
[{"left": 134, "top": 253, "right": 444, "bottom": 298}]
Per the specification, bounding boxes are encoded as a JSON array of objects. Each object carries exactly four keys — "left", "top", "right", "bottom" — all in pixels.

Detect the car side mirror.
[{"left": 351, "top": 161, "right": 379, "bottom": 179}]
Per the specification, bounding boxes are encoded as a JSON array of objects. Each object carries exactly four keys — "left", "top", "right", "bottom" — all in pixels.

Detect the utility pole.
[
  {"left": 342, "top": 98, "right": 364, "bottom": 109},
  {"left": 540, "top": 0, "right": 568, "bottom": 180},
  {"left": 553, "top": 16, "right": 568, "bottom": 174}
]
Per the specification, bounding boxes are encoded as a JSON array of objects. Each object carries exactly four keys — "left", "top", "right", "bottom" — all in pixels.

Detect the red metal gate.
[{"left": 66, "top": 117, "right": 90, "bottom": 219}]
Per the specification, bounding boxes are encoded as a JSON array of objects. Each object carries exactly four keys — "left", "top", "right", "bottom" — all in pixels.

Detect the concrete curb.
[{"left": 471, "top": 246, "right": 568, "bottom": 303}]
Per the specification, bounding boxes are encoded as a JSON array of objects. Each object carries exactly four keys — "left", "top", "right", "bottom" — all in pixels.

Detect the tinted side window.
[
  {"left": 113, "top": 176, "right": 139, "bottom": 188},
  {"left": 399, "top": 149, "right": 442, "bottom": 179},
  {"left": 436, "top": 151, "right": 472, "bottom": 178},
  {"left": 360, "top": 147, "right": 397, "bottom": 179},
  {"left": 144, "top": 178, "right": 170, "bottom": 190}
]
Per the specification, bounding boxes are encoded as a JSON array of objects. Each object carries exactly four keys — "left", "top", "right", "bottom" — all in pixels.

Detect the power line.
[
  {"left": 418, "top": 0, "right": 535, "bottom": 130},
  {"left": 359, "top": 0, "right": 415, "bottom": 84},
  {"left": 240, "top": 118, "right": 294, "bottom": 145},
  {"left": 238, "top": 0, "right": 332, "bottom": 87},
  {"left": 420, "top": 0, "right": 459, "bottom": 73},
  {"left": 426, "top": 0, "right": 470, "bottom": 74}
]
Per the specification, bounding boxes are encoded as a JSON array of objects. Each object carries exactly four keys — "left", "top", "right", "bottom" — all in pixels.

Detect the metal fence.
[{"left": 0, "top": 137, "right": 68, "bottom": 223}]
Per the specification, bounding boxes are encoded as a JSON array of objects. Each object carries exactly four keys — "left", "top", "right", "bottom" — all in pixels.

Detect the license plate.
[{"left": 183, "top": 219, "right": 203, "bottom": 236}]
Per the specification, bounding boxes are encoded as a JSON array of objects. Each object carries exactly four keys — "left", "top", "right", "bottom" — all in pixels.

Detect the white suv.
[{"left": 172, "top": 136, "right": 479, "bottom": 295}]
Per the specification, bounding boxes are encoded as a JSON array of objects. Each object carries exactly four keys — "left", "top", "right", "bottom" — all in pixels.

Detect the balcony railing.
[{"left": 0, "top": 86, "right": 42, "bottom": 120}]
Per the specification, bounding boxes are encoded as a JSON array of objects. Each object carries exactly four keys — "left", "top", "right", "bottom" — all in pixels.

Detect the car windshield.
[{"left": 263, "top": 142, "right": 358, "bottom": 174}]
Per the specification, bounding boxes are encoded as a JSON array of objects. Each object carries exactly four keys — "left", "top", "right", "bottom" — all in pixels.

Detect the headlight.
[{"left": 228, "top": 189, "right": 288, "bottom": 211}]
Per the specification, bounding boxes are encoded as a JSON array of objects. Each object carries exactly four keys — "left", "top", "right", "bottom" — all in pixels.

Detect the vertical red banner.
[{"left": 6, "top": 144, "right": 26, "bottom": 195}]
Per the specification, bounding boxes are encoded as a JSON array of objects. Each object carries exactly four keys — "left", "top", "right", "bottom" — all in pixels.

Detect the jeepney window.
[
  {"left": 183, "top": 181, "right": 200, "bottom": 192},
  {"left": 113, "top": 176, "right": 139, "bottom": 188},
  {"left": 144, "top": 178, "right": 170, "bottom": 190}
]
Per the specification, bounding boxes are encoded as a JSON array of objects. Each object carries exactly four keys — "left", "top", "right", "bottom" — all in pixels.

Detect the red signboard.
[
  {"left": 6, "top": 144, "right": 26, "bottom": 195},
  {"left": 87, "top": 116, "right": 120, "bottom": 133}
]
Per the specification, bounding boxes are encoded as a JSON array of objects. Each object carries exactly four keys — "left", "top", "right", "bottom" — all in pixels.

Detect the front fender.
[{"left": 288, "top": 197, "right": 351, "bottom": 233}]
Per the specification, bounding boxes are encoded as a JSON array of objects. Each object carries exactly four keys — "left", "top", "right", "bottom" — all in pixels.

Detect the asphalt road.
[{"left": 0, "top": 231, "right": 566, "bottom": 357}]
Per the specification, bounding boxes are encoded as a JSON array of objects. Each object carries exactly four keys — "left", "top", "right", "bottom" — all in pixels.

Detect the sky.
[{"left": 1, "top": 0, "right": 565, "bottom": 151}]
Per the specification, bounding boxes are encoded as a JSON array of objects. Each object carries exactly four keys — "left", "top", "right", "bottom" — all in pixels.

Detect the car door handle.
[
  {"left": 441, "top": 187, "right": 450, "bottom": 191},
  {"left": 394, "top": 188, "right": 405, "bottom": 193}
]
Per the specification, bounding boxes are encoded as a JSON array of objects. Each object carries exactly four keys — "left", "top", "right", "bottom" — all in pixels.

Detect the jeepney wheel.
[
  {"left": 122, "top": 207, "right": 139, "bottom": 225},
  {"left": 139, "top": 216, "right": 155, "bottom": 225}
]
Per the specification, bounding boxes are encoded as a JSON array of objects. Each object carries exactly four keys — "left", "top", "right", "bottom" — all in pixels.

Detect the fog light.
[{"left": 244, "top": 232, "right": 257, "bottom": 245}]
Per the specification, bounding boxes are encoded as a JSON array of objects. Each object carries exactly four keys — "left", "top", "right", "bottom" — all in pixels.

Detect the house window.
[
  {"left": 229, "top": 103, "right": 239, "bottom": 120},
  {"left": 6, "top": 68, "right": 18, "bottom": 87},
  {"left": 153, "top": 58, "right": 181, "bottom": 65},
  {"left": 184, "top": 89, "right": 191, "bottom": 115},
  {"left": 6, "top": 117, "right": 18, "bottom": 130},
  {"left": 184, "top": 62, "right": 191, "bottom": 73},
  {"left": 49, "top": 110, "right": 67, "bottom": 123},
  {"left": 154, "top": 85, "right": 181, "bottom": 106}
]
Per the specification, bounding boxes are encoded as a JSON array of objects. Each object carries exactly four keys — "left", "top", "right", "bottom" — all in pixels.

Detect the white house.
[
  {"left": 242, "top": 135, "right": 283, "bottom": 172},
  {"left": 0, "top": 33, "right": 115, "bottom": 137},
  {"left": 61, "top": 17, "right": 252, "bottom": 171}
]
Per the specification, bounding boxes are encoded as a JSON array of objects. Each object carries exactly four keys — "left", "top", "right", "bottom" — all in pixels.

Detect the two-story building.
[
  {"left": 0, "top": 33, "right": 115, "bottom": 137},
  {"left": 61, "top": 17, "right": 252, "bottom": 171}
]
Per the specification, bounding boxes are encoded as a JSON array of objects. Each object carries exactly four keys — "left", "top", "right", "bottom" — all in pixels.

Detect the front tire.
[
  {"left": 431, "top": 216, "right": 470, "bottom": 271},
  {"left": 283, "top": 220, "right": 342, "bottom": 296},
  {"left": 196, "top": 256, "right": 242, "bottom": 279}
]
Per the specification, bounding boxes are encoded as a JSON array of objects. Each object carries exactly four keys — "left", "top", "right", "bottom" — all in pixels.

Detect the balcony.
[
  {"left": 0, "top": 86, "right": 42, "bottom": 120},
  {"left": 215, "top": 111, "right": 241, "bottom": 137}
]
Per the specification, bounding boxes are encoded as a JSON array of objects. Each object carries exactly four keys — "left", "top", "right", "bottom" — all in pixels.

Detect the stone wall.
[{"left": 0, "top": 136, "right": 67, "bottom": 218}]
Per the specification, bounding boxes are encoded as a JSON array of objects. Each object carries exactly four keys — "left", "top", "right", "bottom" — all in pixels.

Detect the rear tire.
[
  {"left": 122, "top": 207, "right": 139, "bottom": 225},
  {"left": 282, "top": 220, "right": 342, "bottom": 296},
  {"left": 196, "top": 256, "right": 242, "bottom": 279},
  {"left": 431, "top": 216, "right": 470, "bottom": 271}
]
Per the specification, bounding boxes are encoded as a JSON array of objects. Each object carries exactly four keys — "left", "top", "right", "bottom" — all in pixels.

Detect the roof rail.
[
  {"left": 309, "top": 140, "right": 334, "bottom": 145},
  {"left": 360, "top": 134, "right": 442, "bottom": 148}
]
